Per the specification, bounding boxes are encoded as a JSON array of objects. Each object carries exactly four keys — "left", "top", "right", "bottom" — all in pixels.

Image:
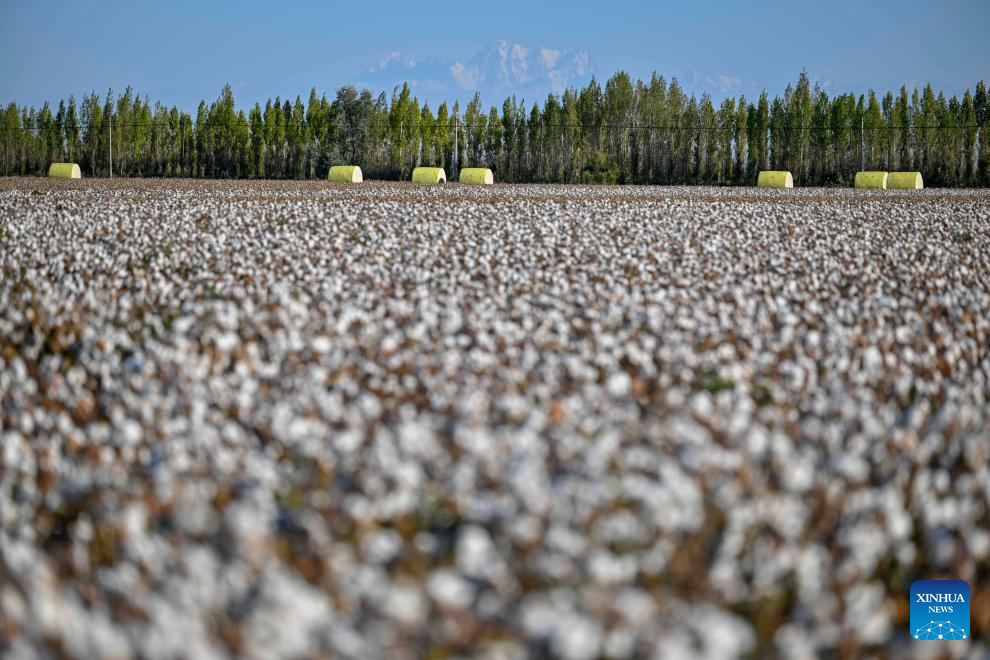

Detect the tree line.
[{"left": 1, "top": 72, "right": 988, "bottom": 186}]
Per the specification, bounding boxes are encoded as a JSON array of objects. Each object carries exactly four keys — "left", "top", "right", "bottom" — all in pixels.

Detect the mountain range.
[{"left": 352, "top": 40, "right": 594, "bottom": 107}]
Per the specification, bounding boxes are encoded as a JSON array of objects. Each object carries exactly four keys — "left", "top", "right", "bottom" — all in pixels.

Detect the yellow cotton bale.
[
  {"left": 888, "top": 172, "right": 923, "bottom": 189},
  {"left": 458, "top": 168, "right": 494, "bottom": 185},
  {"left": 48, "top": 163, "right": 81, "bottom": 179},
  {"left": 328, "top": 165, "right": 362, "bottom": 183},
  {"left": 411, "top": 167, "right": 446, "bottom": 184},
  {"left": 757, "top": 171, "right": 793, "bottom": 188},
  {"left": 854, "top": 171, "right": 888, "bottom": 189}
]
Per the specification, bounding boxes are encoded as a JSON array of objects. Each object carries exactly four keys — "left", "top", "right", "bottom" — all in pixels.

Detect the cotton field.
[{"left": 1, "top": 179, "right": 988, "bottom": 658}]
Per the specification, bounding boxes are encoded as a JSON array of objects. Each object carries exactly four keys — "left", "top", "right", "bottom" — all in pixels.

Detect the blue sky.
[{"left": 1, "top": 0, "right": 988, "bottom": 111}]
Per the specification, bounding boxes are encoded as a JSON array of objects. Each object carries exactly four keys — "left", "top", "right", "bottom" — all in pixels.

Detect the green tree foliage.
[
  {"left": 976, "top": 81, "right": 989, "bottom": 185},
  {"left": 1, "top": 74, "right": 986, "bottom": 185}
]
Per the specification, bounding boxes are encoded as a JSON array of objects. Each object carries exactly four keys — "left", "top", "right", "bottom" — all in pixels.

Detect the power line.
[{"left": 0, "top": 121, "right": 982, "bottom": 133}]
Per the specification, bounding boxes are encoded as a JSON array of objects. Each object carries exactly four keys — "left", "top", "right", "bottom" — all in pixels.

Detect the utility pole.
[
  {"left": 860, "top": 116, "right": 865, "bottom": 172},
  {"left": 452, "top": 115, "right": 458, "bottom": 176},
  {"left": 109, "top": 114, "right": 113, "bottom": 178}
]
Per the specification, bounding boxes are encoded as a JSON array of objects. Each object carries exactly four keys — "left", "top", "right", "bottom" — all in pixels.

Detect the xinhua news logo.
[{"left": 911, "top": 580, "right": 970, "bottom": 641}]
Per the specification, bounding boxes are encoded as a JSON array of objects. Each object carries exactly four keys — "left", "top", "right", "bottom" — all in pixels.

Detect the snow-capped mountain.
[{"left": 353, "top": 40, "right": 593, "bottom": 106}]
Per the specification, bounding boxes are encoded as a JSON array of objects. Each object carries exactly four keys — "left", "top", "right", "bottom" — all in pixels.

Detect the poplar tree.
[{"left": 0, "top": 74, "right": 987, "bottom": 185}]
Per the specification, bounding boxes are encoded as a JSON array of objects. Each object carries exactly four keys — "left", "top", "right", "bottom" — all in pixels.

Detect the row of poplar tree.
[{"left": 1, "top": 72, "right": 988, "bottom": 186}]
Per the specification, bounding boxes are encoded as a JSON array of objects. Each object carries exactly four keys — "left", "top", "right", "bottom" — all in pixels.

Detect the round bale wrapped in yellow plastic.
[
  {"left": 328, "top": 165, "right": 363, "bottom": 183},
  {"left": 458, "top": 168, "right": 494, "bottom": 185},
  {"left": 48, "top": 163, "right": 81, "bottom": 179},
  {"left": 757, "top": 171, "right": 793, "bottom": 188},
  {"left": 412, "top": 167, "right": 446, "bottom": 184},
  {"left": 854, "top": 171, "right": 888, "bottom": 189},
  {"left": 888, "top": 172, "right": 923, "bottom": 189}
]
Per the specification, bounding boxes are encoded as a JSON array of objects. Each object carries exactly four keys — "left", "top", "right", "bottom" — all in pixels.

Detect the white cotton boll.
[
  {"left": 843, "top": 583, "right": 891, "bottom": 644},
  {"left": 426, "top": 570, "right": 475, "bottom": 610},
  {"left": 362, "top": 528, "right": 403, "bottom": 564},
  {"left": 382, "top": 584, "right": 428, "bottom": 626},
  {"left": 606, "top": 372, "right": 631, "bottom": 398},
  {"left": 552, "top": 614, "right": 603, "bottom": 660}
]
